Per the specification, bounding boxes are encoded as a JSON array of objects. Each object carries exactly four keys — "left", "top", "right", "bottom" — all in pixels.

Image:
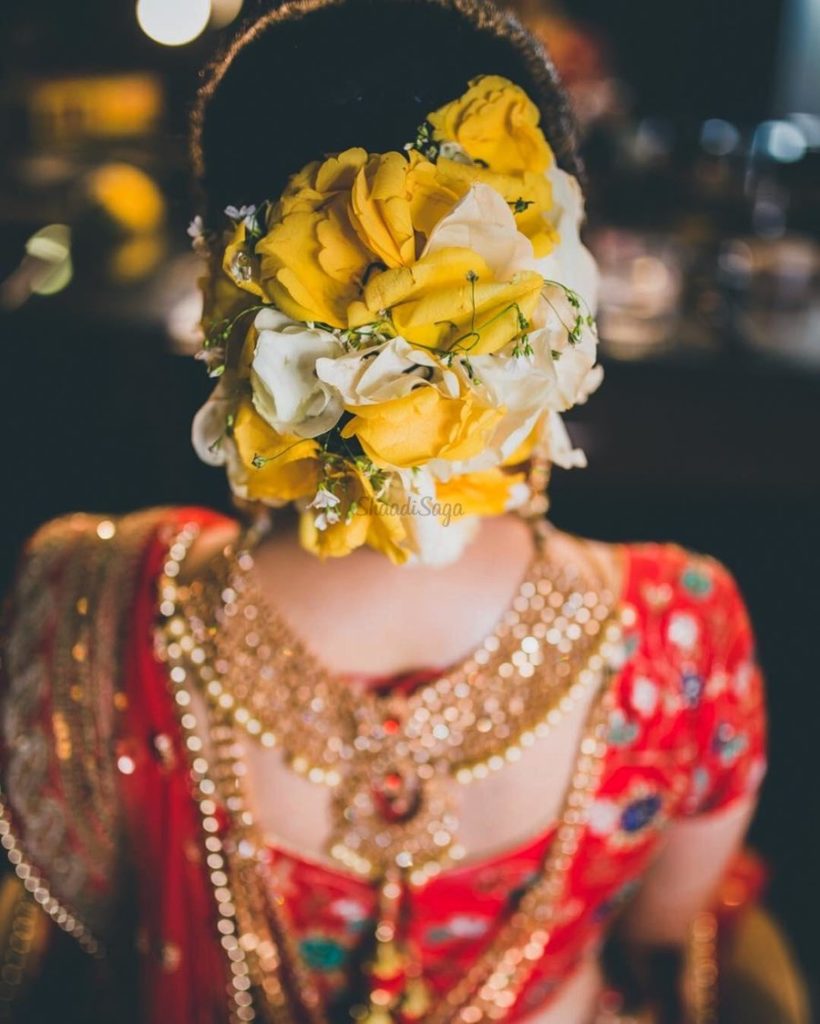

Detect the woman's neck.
[{"left": 249, "top": 513, "right": 539, "bottom": 678}]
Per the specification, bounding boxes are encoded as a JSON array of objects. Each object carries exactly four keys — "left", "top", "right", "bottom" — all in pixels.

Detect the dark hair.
[{"left": 192, "top": 0, "right": 580, "bottom": 226}]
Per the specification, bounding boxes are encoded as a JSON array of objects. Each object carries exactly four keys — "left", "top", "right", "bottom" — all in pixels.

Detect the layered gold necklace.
[{"left": 156, "top": 522, "right": 627, "bottom": 1024}]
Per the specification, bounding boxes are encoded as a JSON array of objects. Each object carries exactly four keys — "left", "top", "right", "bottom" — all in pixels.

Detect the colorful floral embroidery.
[
  {"left": 104, "top": 523, "right": 767, "bottom": 1024},
  {"left": 587, "top": 784, "right": 665, "bottom": 847},
  {"left": 593, "top": 878, "right": 641, "bottom": 922},
  {"left": 620, "top": 794, "right": 663, "bottom": 834},
  {"left": 329, "top": 898, "right": 369, "bottom": 923},
  {"left": 587, "top": 799, "right": 623, "bottom": 837},
  {"left": 640, "top": 582, "right": 674, "bottom": 611}
]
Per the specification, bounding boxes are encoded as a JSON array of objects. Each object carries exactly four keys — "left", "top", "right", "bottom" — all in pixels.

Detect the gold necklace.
[
  {"left": 155, "top": 522, "right": 626, "bottom": 1024},
  {"left": 175, "top": 524, "right": 619, "bottom": 884}
]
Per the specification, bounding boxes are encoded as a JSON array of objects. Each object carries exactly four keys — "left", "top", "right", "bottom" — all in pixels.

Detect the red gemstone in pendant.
[{"left": 372, "top": 769, "right": 421, "bottom": 824}]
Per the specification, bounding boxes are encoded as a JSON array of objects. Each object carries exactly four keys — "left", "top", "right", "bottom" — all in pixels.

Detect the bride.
[{"left": 0, "top": 1, "right": 770, "bottom": 1021}]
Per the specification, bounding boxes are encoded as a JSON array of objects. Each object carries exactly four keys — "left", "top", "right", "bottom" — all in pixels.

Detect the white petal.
[
  {"left": 316, "top": 338, "right": 440, "bottom": 405},
  {"left": 546, "top": 411, "right": 587, "bottom": 470},
  {"left": 376, "top": 470, "right": 474, "bottom": 566},
  {"left": 535, "top": 168, "right": 599, "bottom": 312},
  {"left": 250, "top": 313, "right": 344, "bottom": 438},
  {"left": 423, "top": 184, "right": 535, "bottom": 279},
  {"left": 191, "top": 383, "right": 232, "bottom": 466}
]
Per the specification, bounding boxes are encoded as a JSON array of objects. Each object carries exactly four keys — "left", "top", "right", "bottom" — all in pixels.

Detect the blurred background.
[{"left": 0, "top": 0, "right": 818, "bottom": 1000}]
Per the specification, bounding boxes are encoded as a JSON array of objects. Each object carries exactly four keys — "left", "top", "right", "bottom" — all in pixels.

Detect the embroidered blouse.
[{"left": 0, "top": 507, "right": 766, "bottom": 1023}]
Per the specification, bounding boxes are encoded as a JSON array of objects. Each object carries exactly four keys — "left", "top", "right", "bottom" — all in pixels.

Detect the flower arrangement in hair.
[{"left": 191, "top": 76, "right": 602, "bottom": 565}]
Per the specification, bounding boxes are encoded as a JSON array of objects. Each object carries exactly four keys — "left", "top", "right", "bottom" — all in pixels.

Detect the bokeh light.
[
  {"left": 136, "top": 0, "right": 211, "bottom": 47},
  {"left": 700, "top": 118, "right": 741, "bottom": 157},
  {"left": 752, "top": 120, "right": 808, "bottom": 163},
  {"left": 86, "top": 163, "right": 165, "bottom": 234},
  {"left": 210, "top": 0, "right": 243, "bottom": 30},
  {"left": 26, "top": 224, "right": 73, "bottom": 296}
]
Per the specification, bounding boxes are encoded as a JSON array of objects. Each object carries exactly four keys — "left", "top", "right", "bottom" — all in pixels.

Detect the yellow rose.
[
  {"left": 435, "top": 158, "right": 558, "bottom": 257},
  {"left": 277, "top": 148, "right": 368, "bottom": 217},
  {"left": 299, "top": 467, "right": 409, "bottom": 564},
  {"left": 257, "top": 149, "right": 372, "bottom": 327},
  {"left": 341, "top": 383, "right": 502, "bottom": 468},
  {"left": 429, "top": 75, "right": 554, "bottom": 176},
  {"left": 256, "top": 204, "right": 370, "bottom": 327},
  {"left": 349, "top": 151, "right": 463, "bottom": 267},
  {"left": 351, "top": 246, "right": 543, "bottom": 354},
  {"left": 436, "top": 466, "right": 525, "bottom": 517},
  {"left": 232, "top": 400, "right": 320, "bottom": 502}
]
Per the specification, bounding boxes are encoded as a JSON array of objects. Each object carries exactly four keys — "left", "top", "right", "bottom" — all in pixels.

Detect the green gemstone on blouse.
[{"left": 681, "top": 567, "right": 714, "bottom": 598}]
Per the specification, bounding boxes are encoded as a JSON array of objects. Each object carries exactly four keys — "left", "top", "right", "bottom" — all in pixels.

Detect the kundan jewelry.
[{"left": 165, "top": 522, "right": 622, "bottom": 884}]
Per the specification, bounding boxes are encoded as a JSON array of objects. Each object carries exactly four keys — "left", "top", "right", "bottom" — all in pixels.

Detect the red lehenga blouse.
[{"left": 0, "top": 507, "right": 766, "bottom": 1023}]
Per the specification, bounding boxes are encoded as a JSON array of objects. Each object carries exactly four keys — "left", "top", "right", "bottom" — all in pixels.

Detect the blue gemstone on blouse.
[
  {"left": 682, "top": 673, "right": 704, "bottom": 707},
  {"left": 620, "top": 795, "right": 662, "bottom": 833}
]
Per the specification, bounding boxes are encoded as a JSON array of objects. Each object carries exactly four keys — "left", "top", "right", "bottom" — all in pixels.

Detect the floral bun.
[{"left": 189, "top": 1, "right": 597, "bottom": 567}]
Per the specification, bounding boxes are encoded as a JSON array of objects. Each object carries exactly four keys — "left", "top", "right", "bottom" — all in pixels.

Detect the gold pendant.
[{"left": 329, "top": 765, "right": 461, "bottom": 883}]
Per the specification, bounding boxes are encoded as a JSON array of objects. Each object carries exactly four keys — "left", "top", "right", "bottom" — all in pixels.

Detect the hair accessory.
[{"left": 191, "top": 75, "right": 602, "bottom": 565}]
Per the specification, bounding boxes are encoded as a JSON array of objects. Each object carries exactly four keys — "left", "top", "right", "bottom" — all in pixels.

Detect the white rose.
[
  {"left": 250, "top": 308, "right": 344, "bottom": 438},
  {"left": 537, "top": 291, "right": 600, "bottom": 411},
  {"left": 315, "top": 336, "right": 462, "bottom": 405}
]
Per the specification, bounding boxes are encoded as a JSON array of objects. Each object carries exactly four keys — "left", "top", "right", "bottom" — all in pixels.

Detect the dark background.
[{"left": 1, "top": 0, "right": 818, "bottom": 1005}]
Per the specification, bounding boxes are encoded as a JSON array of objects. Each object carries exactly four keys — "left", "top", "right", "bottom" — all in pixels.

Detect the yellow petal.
[
  {"left": 341, "top": 385, "right": 502, "bottom": 467},
  {"left": 436, "top": 467, "right": 524, "bottom": 517},
  {"left": 429, "top": 75, "right": 554, "bottom": 175},
  {"left": 362, "top": 247, "right": 543, "bottom": 354},
  {"left": 258, "top": 205, "right": 369, "bottom": 327},
  {"left": 232, "top": 400, "right": 319, "bottom": 501},
  {"left": 298, "top": 465, "right": 410, "bottom": 564}
]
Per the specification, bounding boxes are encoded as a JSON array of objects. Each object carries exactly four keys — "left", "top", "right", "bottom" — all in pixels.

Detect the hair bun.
[{"left": 192, "top": 0, "right": 579, "bottom": 225}]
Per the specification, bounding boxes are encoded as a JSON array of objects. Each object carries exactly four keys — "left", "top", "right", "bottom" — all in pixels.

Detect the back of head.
[
  {"left": 188, "top": 0, "right": 599, "bottom": 568},
  {"left": 192, "top": 0, "right": 580, "bottom": 224}
]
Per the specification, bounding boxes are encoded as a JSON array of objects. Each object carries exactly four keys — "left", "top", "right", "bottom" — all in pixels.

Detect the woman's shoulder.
[
  {"left": 14, "top": 504, "right": 233, "bottom": 561},
  {"left": 6, "top": 505, "right": 237, "bottom": 603},
  {"left": 550, "top": 530, "right": 744, "bottom": 607},
  {"left": 619, "top": 540, "right": 751, "bottom": 648},
  {"left": 551, "top": 530, "right": 753, "bottom": 664},
  {"left": 0, "top": 505, "right": 235, "bottom": 949}
]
